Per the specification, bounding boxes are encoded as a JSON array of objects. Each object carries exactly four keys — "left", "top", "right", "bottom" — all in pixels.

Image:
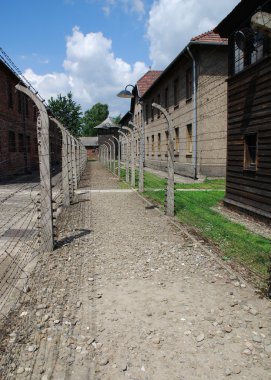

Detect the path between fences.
[{"left": 1, "top": 161, "right": 271, "bottom": 380}]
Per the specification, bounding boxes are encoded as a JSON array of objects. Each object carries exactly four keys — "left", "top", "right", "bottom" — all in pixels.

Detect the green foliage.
[
  {"left": 48, "top": 92, "right": 82, "bottom": 137},
  {"left": 120, "top": 168, "right": 269, "bottom": 282},
  {"left": 81, "top": 103, "right": 109, "bottom": 136},
  {"left": 111, "top": 114, "right": 122, "bottom": 125}
]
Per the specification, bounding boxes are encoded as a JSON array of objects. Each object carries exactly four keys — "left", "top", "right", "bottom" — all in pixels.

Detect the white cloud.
[
  {"left": 101, "top": 0, "right": 145, "bottom": 16},
  {"left": 24, "top": 27, "right": 148, "bottom": 115},
  {"left": 146, "top": 0, "right": 240, "bottom": 69}
]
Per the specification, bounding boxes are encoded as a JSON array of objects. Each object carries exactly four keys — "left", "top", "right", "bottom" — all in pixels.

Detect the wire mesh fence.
[{"left": 0, "top": 89, "right": 87, "bottom": 320}]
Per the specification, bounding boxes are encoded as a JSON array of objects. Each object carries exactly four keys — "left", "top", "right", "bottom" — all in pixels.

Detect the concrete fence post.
[
  {"left": 105, "top": 142, "right": 111, "bottom": 171},
  {"left": 129, "top": 115, "right": 145, "bottom": 193},
  {"left": 111, "top": 136, "right": 120, "bottom": 178},
  {"left": 109, "top": 138, "right": 115, "bottom": 174},
  {"left": 152, "top": 102, "right": 175, "bottom": 217},
  {"left": 50, "top": 118, "right": 70, "bottom": 207},
  {"left": 15, "top": 84, "right": 54, "bottom": 252},
  {"left": 122, "top": 126, "right": 135, "bottom": 187},
  {"left": 119, "top": 130, "right": 130, "bottom": 183}
]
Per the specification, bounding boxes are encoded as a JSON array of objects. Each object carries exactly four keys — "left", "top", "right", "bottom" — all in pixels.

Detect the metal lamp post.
[{"left": 117, "top": 85, "right": 145, "bottom": 193}]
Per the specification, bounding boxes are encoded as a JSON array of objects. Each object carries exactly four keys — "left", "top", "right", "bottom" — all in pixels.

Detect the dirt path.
[{"left": 0, "top": 161, "right": 271, "bottom": 380}]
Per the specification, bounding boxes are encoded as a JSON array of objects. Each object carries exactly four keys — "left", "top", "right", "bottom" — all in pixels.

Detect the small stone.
[
  {"left": 223, "top": 325, "right": 232, "bottom": 333},
  {"left": 196, "top": 334, "right": 205, "bottom": 342},
  {"left": 23, "top": 285, "right": 31, "bottom": 293},
  {"left": 27, "top": 345, "right": 39, "bottom": 352},
  {"left": 36, "top": 304, "right": 47, "bottom": 310},
  {"left": 76, "top": 301, "right": 81, "bottom": 308},
  {"left": 233, "top": 281, "right": 240, "bottom": 287},
  {"left": 233, "top": 366, "right": 241, "bottom": 374},
  {"left": 43, "top": 315, "right": 49, "bottom": 322},
  {"left": 252, "top": 335, "right": 262, "bottom": 343},
  {"left": 96, "top": 342, "right": 103, "bottom": 349},
  {"left": 153, "top": 337, "right": 160, "bottom": 344},
  {"left": 87, "top": 337, "right": 95, "bottom": 345},
  {"left": 120, "top": 361, "right": 127, "bottom": 371},
  {"left": 265, "top": 344, "right": 271, "bottom": 354},
  {"left": 41, "top": 376, "right": 48, "bottom": 380},
  {"left": 76, "top": 346, "right": 82, "bottom": 352},
  {"left": 243, "top": 349, "right": 252, "bottom": 355},
  {"left": 146, "top": 312, "right": 152, "bottom": 317},
  {"left": 240, "top": 283, "right": 246, "bottom": 288},
  {"left": 245, "top": 342, "right": 254, "bottom": 351},
  {"left": 20, "top": 311, "right": 28, "bottom": 317},
  {"left": 54, "top": 320, "right": 60, "bottom": 325},
  {"left": 98, "top": 356, "right": 109, "bottom": 366},
  {"left": 225, "top": 368, "right": 232, "bottom": 376},
  {"left": 249, "top": 308, "right": 258, "bottom": 316},
  {"left": 16, "top": 367, "right": 24, "bottom": 374},
  {"left": 184, "top": 330, "right": 191, "bottom": 336}
]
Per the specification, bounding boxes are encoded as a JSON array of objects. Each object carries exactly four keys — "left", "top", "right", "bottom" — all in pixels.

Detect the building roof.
[
  {"left": 191, "top": 30, "right": 228, "bottom": 45},
  {"left": 137, "top": 70, "right": 163, "bottom": 97},
  {"left": 94, "top": 116, "right": 119, "bottom": 130},
  {"left": 141, "top": 30, "right": 228, "bottom": 99},
  {"left": 215, "top": 0, "right": 270, "bottom": 37},
  {"left": 79, "top": 137, "right": 99, "bottom": 147}
]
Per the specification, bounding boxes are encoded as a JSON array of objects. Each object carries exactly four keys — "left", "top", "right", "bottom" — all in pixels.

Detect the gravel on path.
[{"left": 0, "top": 161, "right": 271, "bottom": 380}]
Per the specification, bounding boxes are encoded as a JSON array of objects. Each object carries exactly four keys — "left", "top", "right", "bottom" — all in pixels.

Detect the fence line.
[{"left": 0, "top": 85, "right": 87, "bottom": 319}]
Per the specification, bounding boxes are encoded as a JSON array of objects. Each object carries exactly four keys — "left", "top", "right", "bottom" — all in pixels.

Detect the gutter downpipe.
[{"left": 187, "top": 46, "right": 198, "bottom": 180}]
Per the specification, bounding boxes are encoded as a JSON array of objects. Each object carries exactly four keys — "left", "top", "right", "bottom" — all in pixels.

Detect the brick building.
[
  {"left": 131, "top": 31, "right": 228, "bottom": 178},
  {"left": 0, "top": 59, "right": 38, "bottom": 180}
]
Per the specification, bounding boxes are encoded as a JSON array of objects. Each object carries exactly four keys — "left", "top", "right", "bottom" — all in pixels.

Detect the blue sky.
[{"left": 0, "top": 0, "right": 240, "bottom": 115}]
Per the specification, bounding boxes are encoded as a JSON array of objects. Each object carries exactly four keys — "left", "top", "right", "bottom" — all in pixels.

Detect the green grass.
[
  {"left": 118, "top": 167, "right": 270, "bottom": 280},
  {"left": 133, "top": 170, "right": 269, "bottom": 282}
]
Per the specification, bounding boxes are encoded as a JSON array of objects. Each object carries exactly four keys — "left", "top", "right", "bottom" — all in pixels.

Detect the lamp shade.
[{"left": 117, "top": 89, "right": 134, "bottom": 98}]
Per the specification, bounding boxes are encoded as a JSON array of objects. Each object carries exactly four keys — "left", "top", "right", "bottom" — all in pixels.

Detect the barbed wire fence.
[{"left": 0, "top": 52, "right": 87, "bottom": 321}]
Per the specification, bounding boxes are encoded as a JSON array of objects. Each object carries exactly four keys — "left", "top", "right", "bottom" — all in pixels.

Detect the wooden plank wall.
[{"left": 226, "top": 55, "right": 271, "bottom": 220}]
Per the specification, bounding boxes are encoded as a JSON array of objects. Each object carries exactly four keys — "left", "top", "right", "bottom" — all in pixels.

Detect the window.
[
  {"left": 233, "top": 31, "right": 267, "bottom": 75},
  {"left": 25, "top": 96, "right": 29, "bottom": 118},
  {"left": 147, "top": 136, "right": 150, "bottom": 155},
  {"left": 145, "top": 103, "right": 149, "bottom": 124},
  {"left": 27, "top": 136, "right": 31, "bottom": 153},
  {"left": 33, "top": 105, "right": 37, "bottom": 121},
  {"left": 244, "top": 133, "right": 257, "bottom": 170},
  {"left": 151, "top": 99, "right": 154, "bottom": 120},
  {"left": 158, "top": 133, "right": 161, "bottom": 155},
  {"left": 151, "top": 135, "right": 155, "bottom": 155},
  {"left": 164, "top": 87, "right": 168, "bottom": 109},
  {"left": 165, "top": 131, "right": 169, "bottom": 154},
  {"left": 18, "top": 92, "right": 22, "bottom": 113},
  {"left": 175, "top": 127, "right": 180, "bottom": 152},
  {"left": 186, "top": 124, "right": 192, "bottom": 155},
  {"left": 8, "top": 131, "right": 16, "bottom": 152},
  {"left": 173, "top": 78, "right": 179, "bottom": 107},
  {"left": 18, "top": 134, "right": 24, "bottom": 152},
  {"left": 157, "top": 94, "right": 161, "bottom": 117},
  {"left": 186, "top": 68, "right": 193, "bottom": 100},
  {"left": 7, "top": 81, "right": 13, "bottom": 109}
]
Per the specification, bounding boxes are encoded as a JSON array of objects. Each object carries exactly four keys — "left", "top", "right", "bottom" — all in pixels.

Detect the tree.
[
  {"left": 48, "top": 92, "right": 82, "bottom": 137},
  {"left": 81, "top": 103, "right": 109, "bottom": 136},
  {"left": 112, "top": 114, "right": 122, "bottom": 125}
]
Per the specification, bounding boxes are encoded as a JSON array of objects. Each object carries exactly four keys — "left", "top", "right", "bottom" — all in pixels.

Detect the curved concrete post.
[
  {"left": 129, "top": 111, "right": 145, "bottom": 193},
  {"left": 119, "top": 130, "right": 130, "bottom": 183},
  {"left": 15, "top": 84, "right": 54, "bottom": 252},
  {"left": 105, "top": 141, "right": 112, "bottom": 170},
  {"left": 111, "top": 136, "right": 120, "bottom": 178},
  {"left": 123, "top": 125, "right": 135, "bottom": 187},
  {"left": 109, "top": 138, "right": 115, "bottom": 174},
  {"left": 50, "top": 117, "right": 70, "bottom": 207},
  {"left": 152, "top": 102, "right": 175, "bottom": 217}
]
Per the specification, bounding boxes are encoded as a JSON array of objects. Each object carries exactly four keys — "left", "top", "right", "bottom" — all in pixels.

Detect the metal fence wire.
[{"left": 0, "top": 86, "right": 87, "bottom": 320}]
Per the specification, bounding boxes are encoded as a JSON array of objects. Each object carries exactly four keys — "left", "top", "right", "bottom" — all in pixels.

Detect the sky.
[{"left": 0, "top": 0, "right": 240, "bottom": 116}]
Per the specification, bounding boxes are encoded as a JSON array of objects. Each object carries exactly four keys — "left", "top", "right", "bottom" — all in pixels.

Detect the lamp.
[{"left": 117, "top": 84, "right": 135, "bottom": 98}]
